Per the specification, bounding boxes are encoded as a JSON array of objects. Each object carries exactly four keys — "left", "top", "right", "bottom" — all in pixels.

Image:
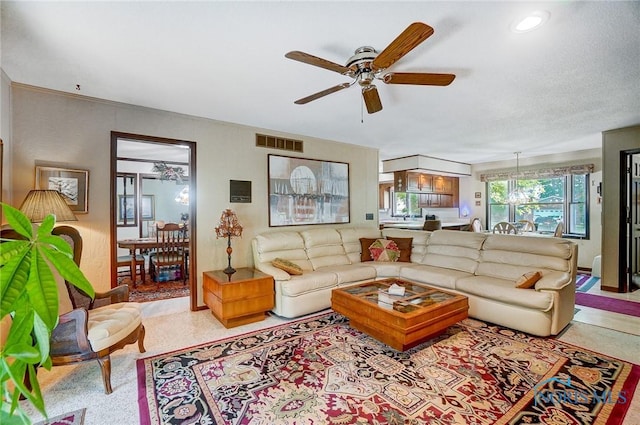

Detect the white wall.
[
  {"left": 1, "top": 70, "right": 12, "bottom": 204},
  {"left": 8, "top": 84, "right": 380, "bottom": 307},
  {"left": 602, "top": 125, "right": 640, "bottom": 290},
  {"left": 465, "top": 148, "right": 602, "bottom": 269}
]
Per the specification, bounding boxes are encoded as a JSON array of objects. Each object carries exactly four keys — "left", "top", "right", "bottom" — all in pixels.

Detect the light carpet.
[{"left": 137, "top": 312, "right": 639, "bottom": 424}]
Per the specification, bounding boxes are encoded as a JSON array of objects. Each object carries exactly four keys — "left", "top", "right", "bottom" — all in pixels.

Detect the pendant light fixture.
[{"left": 507, "top": 152, "right": 528, "bottom": 205}]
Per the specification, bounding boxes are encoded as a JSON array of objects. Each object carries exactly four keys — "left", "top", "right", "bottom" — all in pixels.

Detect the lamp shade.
[
  {"left": 214, "top": 209, "right": 243, "bottom": 239},
  {"left": 19, "top": 190, "right": 78, "bottom": 223}
]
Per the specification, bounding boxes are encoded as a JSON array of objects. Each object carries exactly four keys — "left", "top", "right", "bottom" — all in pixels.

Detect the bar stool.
[{"left": 117, "top": 254, "right": 146, "bottom": 285}]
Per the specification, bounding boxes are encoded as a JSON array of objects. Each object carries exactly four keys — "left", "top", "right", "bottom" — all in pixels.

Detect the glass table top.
[{"left": 339, "top": 278, "right": 456, "bottom": 314}]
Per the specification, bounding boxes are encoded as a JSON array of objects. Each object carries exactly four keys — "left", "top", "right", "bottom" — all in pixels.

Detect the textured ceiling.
[{"left": 2, "top": 1, "right": 639, "bottom": 164}]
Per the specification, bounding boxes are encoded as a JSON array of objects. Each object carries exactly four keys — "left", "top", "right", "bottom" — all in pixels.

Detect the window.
[
  {"left": 487, "top": 174, "right": 589, "bottom": 238},
  {"left": 394, "top": 192, "right": 421, "bottom": 218}
]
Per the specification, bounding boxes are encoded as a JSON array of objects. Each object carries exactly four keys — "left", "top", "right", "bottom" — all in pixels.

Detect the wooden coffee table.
[{"left": 331, "top": 278, "right": 468, "bottom": 351}]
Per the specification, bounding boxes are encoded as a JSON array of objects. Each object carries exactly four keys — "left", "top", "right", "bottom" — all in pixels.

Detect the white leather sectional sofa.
[{"left": 251, "top": 227, "right": 578, "bottom": 336}]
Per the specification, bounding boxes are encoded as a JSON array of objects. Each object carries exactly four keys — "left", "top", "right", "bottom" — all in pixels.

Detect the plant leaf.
[
  {"left": 0, "top": 248, "right": 31, "bottom": 320},
  {"left": 38, "top": 235, "right": 72, "bottom": 257},
  {"left": 33, "top": 314, "right": 51, "bottom": 364},
  {"left": 39, "top": 246, "right": 94, "bottom": 299},
  {"left": 0, "top": 241, "right": 30, "bottom": 267},
  {"left": 26, "top": 249, "right": 58, "bottom": 329},
  {"left": 1, "top": 203, "right": 32, "bottom": 240},
  {"left": 37, "top": 215, "right": 55, "bottom": 237}
]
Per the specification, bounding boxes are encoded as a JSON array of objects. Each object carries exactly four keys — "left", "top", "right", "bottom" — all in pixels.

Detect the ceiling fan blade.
[
  {"left": 372, "top": 22, "right": 434, "bottom": 71},
  {"left": 362, "top": 86, "right": 383, "bottom": 114},
  {"left": 383, "top": 72, "right": 455, "bottom": 86},
  {"left": 294, "top": 82, "right": 352, "bottom": 105},
  {"left": 285, "top": 51, "right": 352, "bottom": 75}
]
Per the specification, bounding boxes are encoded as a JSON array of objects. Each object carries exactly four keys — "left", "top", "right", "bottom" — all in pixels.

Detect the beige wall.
[
  {"left": 602, "top": 125, "right": 640, "bottom": 290},
  {"left": 7, "top": 83, "right": 380, "bottom": 307},
  {"left": 466, "top": 148, "right": 602, "bottom": 269}
]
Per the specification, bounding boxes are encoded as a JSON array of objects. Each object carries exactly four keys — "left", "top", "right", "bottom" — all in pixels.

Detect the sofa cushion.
[
  {"left": 253, "top": 232, "right": 313, "bottom": 271},
  {"left": 272, "top": 258, "right": 303, "bottom": 275},
  {"left": 366, "top": 262, "right": 404, "bottom": 277},
  {"left": 369, "top": 239, "right": 400, "bottom": 262},
  {"left": 515, "top": 271, "right": 542, "bottom": 289},
  {"left": 399, "top": 264, "right": 472, "bottom": 290},
  {"left": 456, "top": 275, "right": 554, "bottom": 311},
  {"left": 359, "top": 238, "right": 378, "bottom": 262},
  {"left": 318, "top": 264, "right": 377, "bottom": 285},
  {"left": 337, "top": 227, "right": 383, "bottom": 263},
  {"left": 386, "top": 236, "right": 412, "bottom": 262},
  {"left": 420, "top": 230, "right": 485, "bottom": 273},
  {"left": 279, "top": 271, "right": 338, "bottom": 297},
  {"left": 301, "top": 228, "right": 351, "bottom": 269},
  {"left": 477, "top": 234, "right": 574, "bottom": 282}
]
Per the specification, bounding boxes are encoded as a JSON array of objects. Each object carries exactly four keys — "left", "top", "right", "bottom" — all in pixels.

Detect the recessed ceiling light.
[{"left": 511, "top": 10, "right": 550, "bottom": 33}]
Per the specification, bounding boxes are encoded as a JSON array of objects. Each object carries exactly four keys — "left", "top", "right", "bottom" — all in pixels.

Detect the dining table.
[{"left": 117, "top": 238, "right": 189, "bottom": 284}]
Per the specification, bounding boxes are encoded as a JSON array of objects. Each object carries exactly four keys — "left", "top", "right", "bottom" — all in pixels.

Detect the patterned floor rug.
[
  {"left": 137, "top": 313, "right": 639, "bottom": 425},
  {"left": 119, "top": 275, "right": 189, "bottom": 303},
  {"left": 576, "top": 273, "right": 600, "bottom": 293}
]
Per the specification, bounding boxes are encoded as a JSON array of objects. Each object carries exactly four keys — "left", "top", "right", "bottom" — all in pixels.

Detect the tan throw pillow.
[
  {"left": 272, "top": 258, "right": 303, "bottom": 275},
  {"left": 359, "top": 238, "right": 378, "bottom": 262},
  {"left": 386, "top": 236, "right": 413, "bottom": 262},
  {"left": 369, "top": 239, "right": 401, "bottom": 262},
  {"left": 515, "top": 271, "right": 543, "bottom": 289}
]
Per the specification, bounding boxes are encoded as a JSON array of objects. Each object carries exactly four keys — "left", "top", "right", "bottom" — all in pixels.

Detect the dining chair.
[
  {"left": 116, "top": 254, "right": 145, "bottom": 286},
  {"left": 554, "top": 221, "right": 564, "bottom": 238},
  {"left": 518, "top": 219, "right": 535, "bottom": 232},
  {"left": 493, "top": 221, "right": 517, "bottom": 234},
  {"left": 470, "top": 217, "right": 483, "bottom": 232},
  {"left": 150, "top": 222, "right": 186, "bottom": 284},
  {"left": 0, "top": 225, "right": 146, "bottom": 394},
  {"left": 423, "top": 219, "right": 442, "bottom": 231}
]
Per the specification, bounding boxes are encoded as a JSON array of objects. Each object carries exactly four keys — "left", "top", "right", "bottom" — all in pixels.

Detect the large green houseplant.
[{"left": 0, "top": 203, "right": 94, "bottom": 424}]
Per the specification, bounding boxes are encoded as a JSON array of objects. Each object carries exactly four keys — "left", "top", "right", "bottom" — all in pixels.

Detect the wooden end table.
[
  {"left": 203, "top": 268, "right": 274, "bottom": 328},
  {"left": 332, "top": 278, "right": 468, "bottom": 351}
]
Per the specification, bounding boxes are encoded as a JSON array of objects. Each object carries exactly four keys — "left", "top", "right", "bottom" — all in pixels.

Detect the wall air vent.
[{"left": 256, "top": 133, "right": 303, "bottom": 153}]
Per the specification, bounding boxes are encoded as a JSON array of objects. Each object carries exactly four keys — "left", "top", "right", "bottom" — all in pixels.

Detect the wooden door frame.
[{"left": 110, "top": 132, "right": 198, "bottom": 311}]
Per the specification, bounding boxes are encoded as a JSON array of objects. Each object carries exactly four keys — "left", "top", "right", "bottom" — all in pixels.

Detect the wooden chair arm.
[{"left": 90, "top": 285, "right": 129, "bottom": 308}]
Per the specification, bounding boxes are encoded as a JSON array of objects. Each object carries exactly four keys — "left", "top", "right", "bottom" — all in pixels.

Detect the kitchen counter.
[{"left": 381, "top": 219, "right": 469, "bottom": 230}]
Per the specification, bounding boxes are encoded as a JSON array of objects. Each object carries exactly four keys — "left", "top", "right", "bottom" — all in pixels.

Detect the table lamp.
[
  {"left": 214, "top": 209, "right": 243, "bottom": 274},
  {"left": 19, "top": 190, "right": 78, "bottom": 223}
]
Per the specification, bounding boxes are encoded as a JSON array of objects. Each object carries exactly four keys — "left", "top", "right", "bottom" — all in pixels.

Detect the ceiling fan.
[{"left": 285, "top": 22, "right": 455, "bottom": 114}]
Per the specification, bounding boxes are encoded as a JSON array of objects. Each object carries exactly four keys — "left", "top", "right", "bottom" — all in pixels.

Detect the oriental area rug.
[{"left": 137, "top": 312, "right": 639, "bottom": 425}]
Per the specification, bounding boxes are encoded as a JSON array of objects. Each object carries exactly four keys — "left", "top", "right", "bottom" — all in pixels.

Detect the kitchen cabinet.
[
  {"left": 394, "top": 171, "right": 420, "bottom": 192},
  {"left": 393, "top": 172, "right": 458, "bottom": 209}
]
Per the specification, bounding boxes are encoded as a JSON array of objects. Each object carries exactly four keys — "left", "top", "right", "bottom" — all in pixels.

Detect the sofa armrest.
[
  {"left": 534, "top": 271, "right": 572, "bottom": 291},
  {"left": 256, "top": 263, "right": 292, "bottom": 281}
]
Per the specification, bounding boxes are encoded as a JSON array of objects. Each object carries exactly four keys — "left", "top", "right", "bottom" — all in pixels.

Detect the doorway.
[
  {"left": 110, "top": 132, "right": 197, "bottom": 310},
  {"left": 624, "top": 150, "right": 640, "bottom": 292}
]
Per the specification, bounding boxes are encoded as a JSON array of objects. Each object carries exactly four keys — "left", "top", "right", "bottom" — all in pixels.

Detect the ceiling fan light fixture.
[{"left": 511, "top": 10, "right": 550, "bottom": 33}]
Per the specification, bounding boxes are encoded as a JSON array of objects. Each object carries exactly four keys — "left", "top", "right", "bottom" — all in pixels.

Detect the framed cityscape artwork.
[
  {"left": 36, "top": 166, "right": 89, "bottom": 213},
  {"left": 268, "top": 154, "right": 350, "bottom": 227}
]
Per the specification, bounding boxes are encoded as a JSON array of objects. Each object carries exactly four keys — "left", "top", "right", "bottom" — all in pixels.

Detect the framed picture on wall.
[
  {"left": 36, "top": 166, "right": 89, "bottom": 213},
  {"left": 268, "top": 154, "right": 350, "bottom": 227}
]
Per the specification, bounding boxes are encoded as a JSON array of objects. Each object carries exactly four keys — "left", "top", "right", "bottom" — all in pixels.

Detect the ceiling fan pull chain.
[{"left": 361, "top": 97, "right": 364, "bottom": 123}]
